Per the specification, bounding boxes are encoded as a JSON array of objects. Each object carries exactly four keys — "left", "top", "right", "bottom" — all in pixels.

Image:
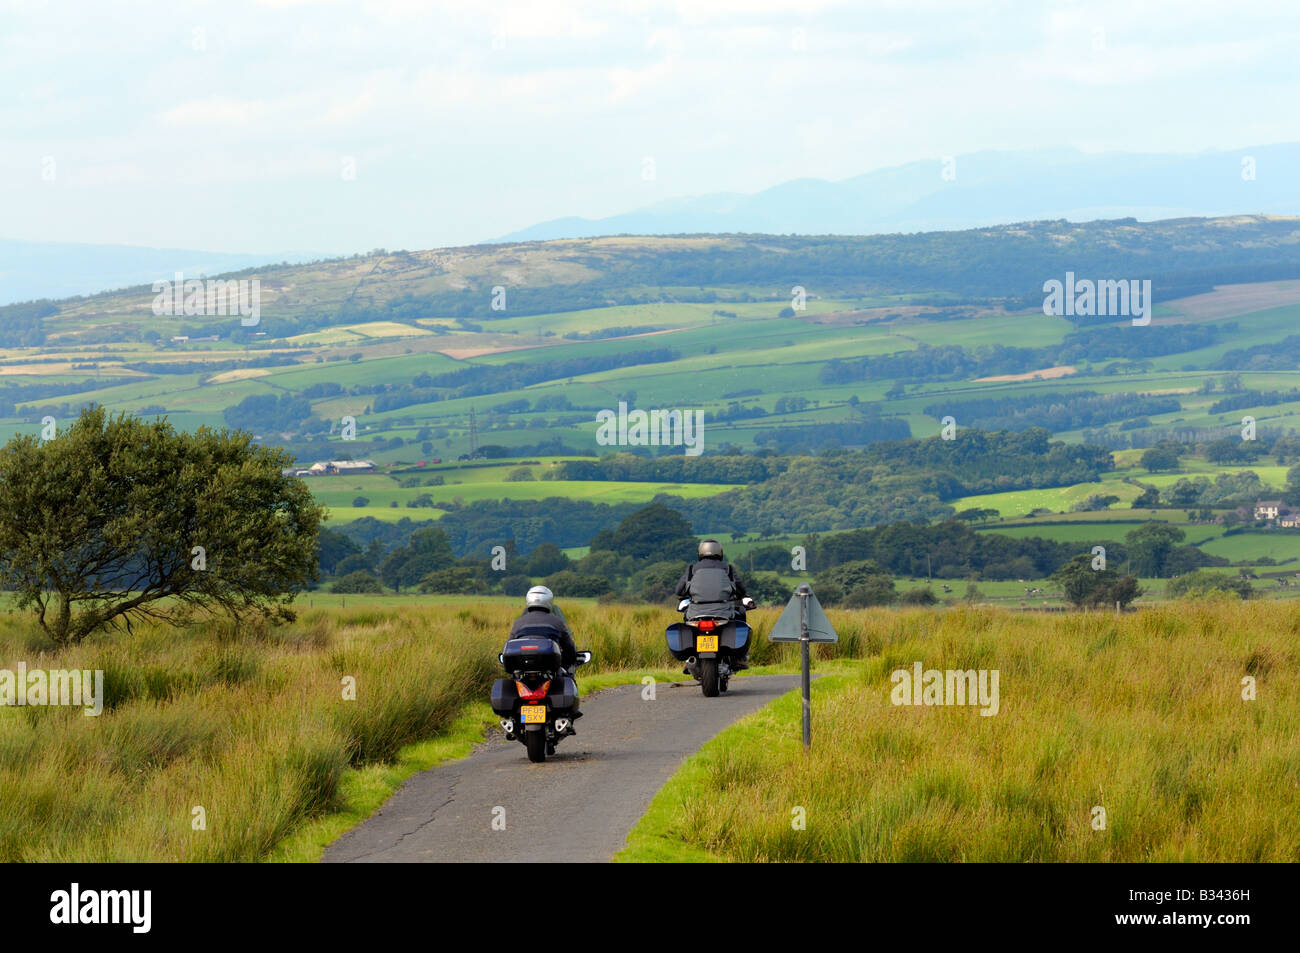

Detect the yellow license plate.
[
  {"left": 520, "top": 705, "right": 547, "bottom": 724},
  {"left": 696, "top": 634, "right": 720, "bottom": 652}
]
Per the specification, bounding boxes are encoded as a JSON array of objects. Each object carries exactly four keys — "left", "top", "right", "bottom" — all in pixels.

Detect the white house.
[{"left": 1254, "top": 500, "right": 1285, "bottom": 521}]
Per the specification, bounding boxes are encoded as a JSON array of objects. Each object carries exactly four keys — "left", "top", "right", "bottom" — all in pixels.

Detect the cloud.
[
  {"left": 4, "top": 0, "right": 1299, "bottom": 253},
  {"left": 159, "top": 96, "right": 270, "bottom": 125}
]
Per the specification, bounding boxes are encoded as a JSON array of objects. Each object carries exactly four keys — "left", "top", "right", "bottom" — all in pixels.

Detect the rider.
[
  {"left": 509, "top": 585, "right": 577, "bottom": 667},
  {"left": 675, "top": 539, "right": 755, "bottom": 662},
  {"left": 508, "top": 585, "right": 581, "bottom": 725}
]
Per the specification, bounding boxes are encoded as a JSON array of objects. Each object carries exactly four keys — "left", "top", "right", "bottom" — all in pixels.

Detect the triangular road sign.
[{"left": 769, "top": 584, "right": 838, "bottom": 642}]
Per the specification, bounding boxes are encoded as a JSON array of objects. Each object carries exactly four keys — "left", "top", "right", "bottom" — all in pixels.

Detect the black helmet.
[{"left": 698, "top": 539, "right": 723, "bottom": 559}]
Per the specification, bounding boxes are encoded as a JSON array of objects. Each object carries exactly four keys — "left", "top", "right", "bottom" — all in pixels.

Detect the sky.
[{"left": 2, "top": 0, "right": 1299, "bottom": 256}]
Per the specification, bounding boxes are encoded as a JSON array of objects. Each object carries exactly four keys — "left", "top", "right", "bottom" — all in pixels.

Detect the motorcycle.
[
  {"left": 665, "top": 597, "right": 755, "bottom": 697},
  {"left": 490, "top": 629, "right": 591, "bottom": 763}
]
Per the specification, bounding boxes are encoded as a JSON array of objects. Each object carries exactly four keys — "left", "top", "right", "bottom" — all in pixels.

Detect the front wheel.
[
  {"left": 525, "top": 731, "right": 547, "bottom": 763},
  {"left": 699, "top": 658, "right": 720, "bottom": 697}
]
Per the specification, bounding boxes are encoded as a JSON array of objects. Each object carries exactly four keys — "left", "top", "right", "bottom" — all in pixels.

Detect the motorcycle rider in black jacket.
[
  {"left": 507, "top": 585, "right": 580, "bottom": 733},
  {"left": 675, "top": 539, "right": 755, "bottom": 663},
  {"left": 508, "top": 584, "right": 577, "bottom": 667}
]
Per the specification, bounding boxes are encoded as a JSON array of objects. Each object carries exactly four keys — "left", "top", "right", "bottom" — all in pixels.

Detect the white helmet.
[{"left": 525, "top": 585, "right": 554, "bottom": 611}]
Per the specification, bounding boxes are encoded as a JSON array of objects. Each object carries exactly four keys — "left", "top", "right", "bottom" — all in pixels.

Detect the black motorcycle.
[
  {"left": 491, "top": 630, "right": 591, "bottom": 763},
  {"left": 665, "top": 597, "right": 755, "bottom": 697}
]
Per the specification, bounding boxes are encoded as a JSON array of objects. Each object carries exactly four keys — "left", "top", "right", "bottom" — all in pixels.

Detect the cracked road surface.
[{"left": 322, "top": 674, "right": 802, "bottom": 863}]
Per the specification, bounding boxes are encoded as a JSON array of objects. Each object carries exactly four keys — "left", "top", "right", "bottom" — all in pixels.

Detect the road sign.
[
  {"left": 769, "top": 584, "right": 838, "bottom": 642},
  {"left": 767, "top": 584, "right": 837, "bottom": 749}
]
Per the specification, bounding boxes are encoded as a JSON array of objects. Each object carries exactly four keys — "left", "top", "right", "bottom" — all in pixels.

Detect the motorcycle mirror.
[
  {"left": 677, "top": 598, "right": 690, "bottom": 611},
  {"left": 576, "top": 651, "right": 592, "bottom": 666},
  {"left": 497, "top": 653, "right": 504, "bottom": 665}
]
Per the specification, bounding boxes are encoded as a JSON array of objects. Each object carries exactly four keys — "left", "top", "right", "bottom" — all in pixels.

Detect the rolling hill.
[{"left": 2, "top": 214, "right": 1299, "bottom": 579}]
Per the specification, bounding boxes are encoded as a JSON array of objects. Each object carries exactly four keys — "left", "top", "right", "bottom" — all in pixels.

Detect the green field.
[
  {"left": 1199, "top": 531, "right": 1300, "bottom": 564},
  {"left": 13, "top": 277, "right": 1300, "bottom": 475},
  {"left": 979, "top": 522, "right": 1221, "bottom": 544},
  {"left": 314, "top": 477, "right": 738, "bottom": 520}
]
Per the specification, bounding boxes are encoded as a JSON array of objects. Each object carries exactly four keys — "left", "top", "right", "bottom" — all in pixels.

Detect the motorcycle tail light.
[
  {"left": 516, "top": 680, "right": 551, "bottom": 700},
  {"left": 696, "top": 620, "right": 716, "bottom": 631}
]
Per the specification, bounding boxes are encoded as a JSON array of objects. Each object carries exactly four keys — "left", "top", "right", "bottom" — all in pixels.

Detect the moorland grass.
[
  {"left": 4, "top": 598, "right": 1294, "bottom": 862},
  {"left": 619, "top": 599, "right": 1300, "bottom": 862}
]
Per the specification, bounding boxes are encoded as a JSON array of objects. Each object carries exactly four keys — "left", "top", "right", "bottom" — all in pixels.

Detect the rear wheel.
[
  {"left": 699, "top": 658, "right": 720, "bottom": 697},
  {"left": 525, "top": 731, "right": 547, "bottom": 763}
]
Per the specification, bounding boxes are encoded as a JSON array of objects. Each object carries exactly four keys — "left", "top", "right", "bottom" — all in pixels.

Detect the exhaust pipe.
[
  {"left": 554, "top": 718, "right": 571, "bottom": 734},
  {"left": 687, "top": 656, "right": 697, "bottom": 667},
  {"left": 500, "top": 719, "right": 515, "bottom": 735}
]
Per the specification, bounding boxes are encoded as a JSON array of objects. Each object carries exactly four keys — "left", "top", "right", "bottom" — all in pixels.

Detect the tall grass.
[
  {"left": 7, "top": 598, "right": 1294, "bottom": 861},
  {"left": 625, "top": 599, "right": 1300, "bottom": 862}
]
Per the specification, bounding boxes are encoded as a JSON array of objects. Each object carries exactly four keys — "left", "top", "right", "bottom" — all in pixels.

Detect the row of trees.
[
  {"left": 324, "top": 504, "right": 788, "bottom": 606},
  {"left": 322, "top": 497, "right": 1228, "bottom": 610},
  {"left": 731, "top": 519, "right": 1223, "bottom": 582},
  {"left": 925, "top": 391, "right": 1182, "bottom": 434}
]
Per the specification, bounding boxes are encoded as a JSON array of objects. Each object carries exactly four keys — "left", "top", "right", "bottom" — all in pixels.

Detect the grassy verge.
[
  {"left": 619, "top": 601, "right": 1300, "bottom": 862},
  {"left": 268, "top": 703, "right": 501, "bottom": 863},
  {"left": 619, "top": 665, "right": 859, "bottom": 862}
]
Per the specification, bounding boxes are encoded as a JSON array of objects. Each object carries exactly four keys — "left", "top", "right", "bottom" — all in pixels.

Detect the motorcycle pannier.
[{"left": 490, "top": 677, "right": 518, "bottom": 716}]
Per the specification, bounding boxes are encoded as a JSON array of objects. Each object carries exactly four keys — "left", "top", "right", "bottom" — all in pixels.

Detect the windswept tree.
[{"left": 0, "top": 407, "right": 323, "bottom": 645}]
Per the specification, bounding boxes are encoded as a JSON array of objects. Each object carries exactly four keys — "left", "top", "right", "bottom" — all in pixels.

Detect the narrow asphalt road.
[{"left": 323, "top": 674, "right": 802, "bottom": 863}]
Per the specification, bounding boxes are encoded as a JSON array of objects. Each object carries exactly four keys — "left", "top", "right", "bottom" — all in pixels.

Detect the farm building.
[{"left": 306, "top": 460, "right": 377, "bottom": 476}]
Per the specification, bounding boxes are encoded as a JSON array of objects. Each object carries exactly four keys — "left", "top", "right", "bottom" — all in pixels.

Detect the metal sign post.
[
  {"left": 769, "top": 583, "right": 838, "bottom": 750},
  {"left": 799, "top": 586, "right": 811, "bottom": 748}
]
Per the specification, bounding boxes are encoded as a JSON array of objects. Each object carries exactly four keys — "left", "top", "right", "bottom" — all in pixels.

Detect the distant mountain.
[
  {"left": 0, "top": 240, "right": 324, "bottom": 306},
  {"left": 494, "top": 144, "right": 1300, "bottom": 242}
]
